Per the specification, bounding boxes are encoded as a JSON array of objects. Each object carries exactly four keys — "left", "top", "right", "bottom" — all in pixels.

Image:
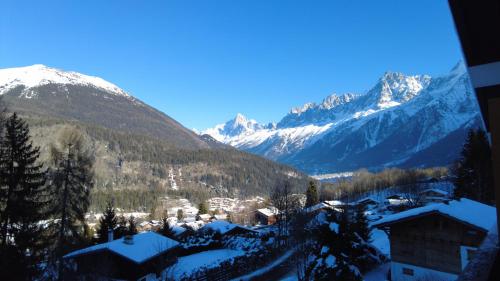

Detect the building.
[
  {"left": 354, "top": 197, "right": 379, "bottom": 208},
  {"left": 255, "top": 207, "right": 278, "bottom": 225},
  {"left": 196, "top": 213, "right": 212, "bottom": 222},
  {"left": 200, "top": 220, "right": 258, "bottom": 237},
  {"left": 63, "top": 232, "right": 180, "bottom": 281},
  {"left": 304, "top": 202, "right": 333, "bottom": 215},
  {"left": 419, "top": 188, "right": 450, "bottom": 204},
  {"left": 373, "top": 198, "right": 496, "bottom": 281}
]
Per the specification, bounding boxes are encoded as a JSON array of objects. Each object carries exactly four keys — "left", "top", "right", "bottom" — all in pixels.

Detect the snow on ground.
[
  {"left": 371, "top": 228, "right": 390, "bottom": 257},
  {"left": 230, "top": 248, "right": 295, "bottom": 281},
  {"left": 167, "top": 249, "right": 245, "bottom": 279}
]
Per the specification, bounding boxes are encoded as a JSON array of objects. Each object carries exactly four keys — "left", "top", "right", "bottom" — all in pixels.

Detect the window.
[
  {"left": 403, "top": 267, "right": 414, "bottom": 276},
  {"left": 467, "top": 249, "right": 476, "bottom": 261}
]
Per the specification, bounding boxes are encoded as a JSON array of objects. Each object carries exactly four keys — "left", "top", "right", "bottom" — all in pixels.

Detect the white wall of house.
[{"left": 391, "top": 261, "right": 458, "bottom": 281}]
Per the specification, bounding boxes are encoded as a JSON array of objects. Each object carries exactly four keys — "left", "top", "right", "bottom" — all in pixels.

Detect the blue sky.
[{"left": 0, "top": 0, "right": 463, "bottom": 130}]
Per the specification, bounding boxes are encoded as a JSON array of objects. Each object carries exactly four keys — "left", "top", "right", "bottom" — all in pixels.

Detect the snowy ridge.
[
  {"left": 0, "top": 64, "right": 131, "bottom": 98},
  {"left": 202, "top": 62, "right": 480, "bottom": 173}
]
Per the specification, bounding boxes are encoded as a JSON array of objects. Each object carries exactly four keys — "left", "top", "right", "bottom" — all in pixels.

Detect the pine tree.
[
  {"left": 198, "top": 201, "right": 208, "bottom": 214},
  {"left": 97, "top": 202, "right": 118, "bottom": 243},
  {"left": 353, "top": 204, "right": 371, "bottom": 243},
  {"left": 305, "top": 181, "right": 319, "bottom": 208},
  {"left": 0, "top": 113, "right": 48, "bottom": 279},
  {"left": 158, "top": 217, "right": 176, "bottom": 239},
  {"left": 177, "top": 209, "right": 184, "bottom": 221},
  {"left": 47, "top": 127, "right": 94, "bottom": 279},
  {"left": 452, "top": 129, "right": 494, "bottom": 204},
  {"left": 115, "top": 215, "right": 128, "bottom": 240},
  {"left": 127, "top": 216, "right": 138, "bottom": 235}
]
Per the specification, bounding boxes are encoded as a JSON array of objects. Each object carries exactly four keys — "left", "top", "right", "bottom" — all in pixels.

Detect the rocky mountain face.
[
  {"left": 203, "top": 63, "right": 482, "bottom": 174},
  {"left": 0, "top": 65, "right": 308, "bottom": 197}
]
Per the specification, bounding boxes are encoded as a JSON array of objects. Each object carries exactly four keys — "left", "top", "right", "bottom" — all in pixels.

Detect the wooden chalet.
[
  {"left": 419, "top": 188, "right": 450, "bottom": 204},
  {"left": 63, "top": 232, "right": 180, "bottom": 281},
  {"left": 255, "top": 208, "right": 278, "bottom": 225},
  {"left": 373, "top": 198, "right": 496, "bottom": 281}
]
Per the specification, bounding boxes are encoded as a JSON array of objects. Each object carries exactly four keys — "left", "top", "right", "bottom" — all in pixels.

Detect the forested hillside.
[{"left": 26, "top": 117, "right": 308, "bottom": 208}]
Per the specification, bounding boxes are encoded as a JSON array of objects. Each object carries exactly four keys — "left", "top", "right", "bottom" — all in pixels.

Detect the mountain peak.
[
  {"left": 233, "top": 113, "right": 248, "bottom": 124},
  {"left": 0, "top": 64, "right": 130, "bottom": 98}
]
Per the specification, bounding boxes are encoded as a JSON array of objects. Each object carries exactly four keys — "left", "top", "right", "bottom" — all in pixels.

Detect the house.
[
  {"left": 304, "top": 202, "right": 333, "bottom": 214},
  {"left": 255, "top": 207, "right": 278, "bottom": 225},
  {"left": 63, "top": 232, "right": 180, "bottom": 281},
  {"left": 200, "top": 220, "right": 258, "bottom": 237},
  {"left": 354, "top": 197, "right": 379, "bottom": 208},
  {"left": 385, "top": 194, "right": 410, "bottom": 207},
  {"left": 419, "top": 188, "right": 450, "bottom": 204},
  {"left": 196, "top": 213, "right": 212, "bottom": 222},
  {"left": 373, "top": 198, "right": 496, "bottom": 281}
]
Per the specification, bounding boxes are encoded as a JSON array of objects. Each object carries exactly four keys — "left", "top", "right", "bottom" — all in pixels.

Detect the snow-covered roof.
[
  {"left": 64, "top": 232, "right": 179, "bottom": 264},
  {"left": 171, "top": 225, "right": 187, "bottom": 236},
  {"left": 419, "top": 188, "right": 449, "bottom": 196},
  {"left": 214, "top": 214, "right": 228, "bottom": 220},
  {"left": 355, "top": 197, "right": 379, "bottom": 204},
  {"left": 201, "top": 220, "right": 256, "bottom": 235},
  {"left": 373, "top": 198, "right": 496, "bottom": 232},
  {"left": 198, "top": 214, "right": 212, "bottom": 220},
  {"left": 304, "top": 202, "right": 332, "bottom": 213},
  {"left": 324, "top": 200, "right": 345, "bottom": 206},
  {"left": 257, "top": 207, "right": 278, "bottom": 217}
]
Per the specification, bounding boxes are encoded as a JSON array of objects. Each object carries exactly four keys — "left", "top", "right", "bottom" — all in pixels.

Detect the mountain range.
[
  {"left": 202, "top": 62, "right": 482, "bottom": 174},
  {"left": 0, "top": 64, "right": 308, "bottom": 197}
]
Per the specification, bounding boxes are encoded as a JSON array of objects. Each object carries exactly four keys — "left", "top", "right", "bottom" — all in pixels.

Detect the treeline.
[{"left": 320, "top": 167, "right": 449, "bottom": 200}]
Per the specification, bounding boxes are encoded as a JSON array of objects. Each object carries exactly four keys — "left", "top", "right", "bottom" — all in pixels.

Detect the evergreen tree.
[
  {"left": 305, "top": 181, "right": 319, "bottom": 208},
  {"left": 115, "top": 215, "right": 128, "bottom": 239},
  {"left": 97, "top": 202, "right": 118, "bottom": 243},
  {"left": 198, "top": 201, "right": 208, "bottom": 214},
  {"left": 47, "top": 127, "right": 94, "bottom": 279},
  {"left": 353, "top": 204, "right": 371, "bottom": 243},
  {"left": 177, "top": 209, "right": 184, "bottom": 221},
  {"left": 452, "top": 129, "right": 494, "bottom": 204},
  {"left": 0, "top": 113, "right": 48, "bottom": 279},
  {"left": 158, "top": 217, "right": 176, "bottom": 239},
  {"left": 127, "top": 216, "right": 138, "bottom": 235}
]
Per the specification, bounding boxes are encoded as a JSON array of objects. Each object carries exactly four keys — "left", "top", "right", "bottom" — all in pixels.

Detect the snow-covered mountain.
[
  {"left": 202, "top": 62, "right": 482, "bottom": 174},
  {"left": 0, "top": 64, "right": 130, "bottom": 98},
  {"left": 0, "top": 64, "right": 211, "bottom": 150}
]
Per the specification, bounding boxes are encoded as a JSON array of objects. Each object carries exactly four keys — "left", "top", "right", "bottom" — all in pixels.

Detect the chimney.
[
  {"left": 123, "top": 235, "right": 134, "bottom": 245},
  {"left": 108, "top": 228, "right": 113, "bottom": 242}
]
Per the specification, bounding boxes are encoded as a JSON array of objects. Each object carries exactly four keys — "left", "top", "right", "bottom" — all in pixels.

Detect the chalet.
[
  {"left": 373, "top": 198, "right": 496, "bottom": 281},
  {"left": 354, "top": 197, "right": 379, "bottom": 208},
  {"left": 419, "top": 188, "right": 450, "bottom": 204},
  {"left": 304, "top": 202, "right": 333, "bottom": 214},
  {"left": 196, "top": 213, "right": 212, "bottom": 222},
  {"left": 255, "top": 208, "right": 278, "bottom": 225},
  {"left": 385, "top": 194, "right": 410, "bottom": 207},
  {"left": 63, "top": 232, "right": 180, "bottom": 281},
  {"left": 200, "top": 220, "right": 258, "bottom": 237}
]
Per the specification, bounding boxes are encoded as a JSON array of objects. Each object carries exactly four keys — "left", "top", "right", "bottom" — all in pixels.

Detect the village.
[{"left": 63, "top": 179, "right": 497, "bottom": 281}]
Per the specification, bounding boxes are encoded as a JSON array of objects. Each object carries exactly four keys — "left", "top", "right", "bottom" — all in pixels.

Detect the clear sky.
[{"left": 0, "top": 0, "right": 463, "bottom": 130}]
